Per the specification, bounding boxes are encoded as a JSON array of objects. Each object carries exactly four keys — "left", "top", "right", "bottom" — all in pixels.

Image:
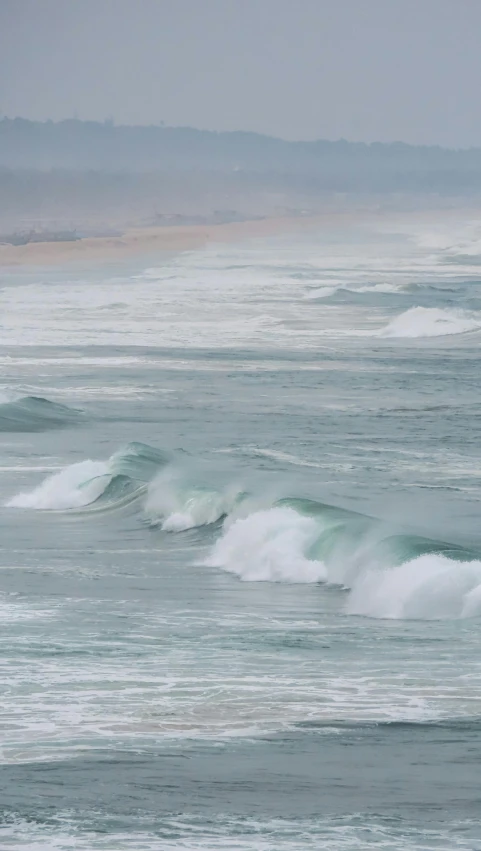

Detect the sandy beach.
[
  {"left": 3, "top": 202, "right": 478, "bottom": 270},
  {"left": 0, "top": 215, "right": 333, "bottom": 268}
]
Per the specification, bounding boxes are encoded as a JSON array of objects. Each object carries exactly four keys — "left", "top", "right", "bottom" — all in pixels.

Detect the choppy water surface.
[{"left": 1, "top": 216, "right": 481, "bottom": 849}]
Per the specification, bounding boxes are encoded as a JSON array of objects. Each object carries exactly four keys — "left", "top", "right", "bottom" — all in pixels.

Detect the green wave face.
[
  {"left": 84, "top": 443, "right": 172, "bottom": 511},
  {"left": 6, "top": 446, "right": 481, "bottom": 584},
  {"left": 108, "top": 441, "right": 171, "bottom": 482},
  {"left": 279, "top": 497, "right": 480, "bottom": 573}
]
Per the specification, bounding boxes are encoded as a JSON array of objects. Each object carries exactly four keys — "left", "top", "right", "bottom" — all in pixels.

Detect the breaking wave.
[
  {"left": 6, "top": 442, "right": 169, "bottom": 510},
  {"left": 0, "top": 393, "right": 84, "bottom": 432},
  {"left": 145, "top": 470, "right": 244, "bottom": 531},
  {"left": 205, "top": 499, "right": 481, "bottom": 620},
  {"left": 378, "top": 306, "right": 481, "bottom": 338},
  {"left": 206, "top": 506, "right": 327, "bottom": 582},
  {"left": 5, "top": 442, "right": 241, "bottom": 529},
  {"left": 7, "top": 459, "right": 111, "bottom": 509},
  {"left": 7, "top": 445, "right": 481, "bottom": 619}
]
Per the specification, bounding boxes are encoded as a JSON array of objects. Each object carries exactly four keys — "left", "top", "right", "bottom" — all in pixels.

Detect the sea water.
[{"left": 1, "top": 216, "right": 481, "bottom": 849}]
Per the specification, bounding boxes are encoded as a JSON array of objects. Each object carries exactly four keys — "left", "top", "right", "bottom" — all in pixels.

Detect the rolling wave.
[
  {"left": 0, "top": 395, "right": 84, "bottom": 432},
  {"left": 6, "top": 442, "right": 169, "bottom": 510},
  {"left": 207, "top": 499, "right": 481, "bottom": 619},
  {"left": 6, "top": 441, "right": 243, "bottom": 530},
  {"left": 145, "top": 470, "right": 245, "bottom": 531},
  {"left": 6, "top": 446, "right": 481, "bottom": 619},
  {"left": 305, "top": 282, "right": 401, "bottom": 300}
]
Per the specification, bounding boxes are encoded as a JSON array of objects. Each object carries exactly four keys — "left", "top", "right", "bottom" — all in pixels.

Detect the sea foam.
[
  {"left": 5, "top": 442, "right": 168, "bottom": 511},
  {"left": 6, "top": 460, "right": 110, "bottom": 509},
  {"left": 379, "top": 306, "right": 481, "bottom": 338},
  {"left": 205, "top": 507, "right": 327, "bottom": 583},
  {"left": 346, "top": 553, "right": 481, "bottom": 619},
  {"left": 145, "top": 470, "right": 243, "bottom": 531},
  {"left": 204, "top": 506, "right": 481, "bottom": 619}
]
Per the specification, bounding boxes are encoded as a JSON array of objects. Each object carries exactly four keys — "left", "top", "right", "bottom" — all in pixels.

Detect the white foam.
[
  {"left": 144, "top": 472, "right": 241, "bottom": 531},
  {"left": 304, "top": 286, "right": 339, "bottom": 299},
  {"left": 0, "top": 596, "right": 55, "bottom": 622},
  {"left": 6, "top": 460, "right": 110, "bottom": 509},
  {"left": 2, "top": 812, "right": 467, "bottom": 851},
  {"left": 3, "top": 812, "right": 466, "bottom": 851},
  {"left": 0, "top": 387, "right": 21, "bottom": 404},
  {"left": 205, "top": 507, "right": 327, "bottom": 583},
  {"left": 354, "top": 282, "right": 401, "bottom": 294},
  {"left": 205, "top": 507, "right": 481, "bottom": 620},
  {"left": 305, "top": 282, "right": 400, "bottom": 300},
  {"left": 347, "top": 554, "right": 481, "bottom": 620},
  {"left": 379, "top": 306, "right": 481, "bottom": 338}
]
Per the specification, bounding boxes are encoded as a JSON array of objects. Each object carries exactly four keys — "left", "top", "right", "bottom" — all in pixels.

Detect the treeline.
[{"left": 2, "top": 118, "right": 481, "bottom": 193}]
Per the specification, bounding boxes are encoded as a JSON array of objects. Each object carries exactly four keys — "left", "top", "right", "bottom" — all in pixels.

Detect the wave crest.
[
  {"left": 145, "top": 471, "right": 244, "bottom": 531},
  {"left": 305, "top": 282, "right": 400, "bottom": 301},
  {"left": 379, "top": 306, "right": 481, "bottom": 338},
  {"left": 0, "top": 395, "right": 84, "bottom": 432},
  {"left": 6, "top": 442, "right": 169, "bottom": 511},
  {"left": 7, "top": 447, "right": 481, "bottom": 621},
  {"left": 205, "top": 507, "right": 327, "bottom": 582},
  {"left": 204, "top": 502, "right": 481, "bottom": 620},
  {"left": 6, "top": 459, "right": 110, "bottom": 509},
  {"left": 347, "top": 554, "right": 481, "bottom": 619}
]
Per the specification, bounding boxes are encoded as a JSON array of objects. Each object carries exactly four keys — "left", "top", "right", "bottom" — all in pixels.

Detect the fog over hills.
[
  {"left": 2, "top": 118, "right": 481, "bottom": 233},
  {"left": 3, "top": 118, "right": 481, "bottom": 183}
]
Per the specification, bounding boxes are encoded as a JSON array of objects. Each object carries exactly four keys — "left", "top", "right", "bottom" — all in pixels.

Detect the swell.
[
  {"left": 6, "top": 446, "right": 481, "bottom": 619},
  {"left": 0, "top": 395, "right": 84, "bottom": 432},
  {"left": 304, "top": 282, "right": 402, "bottom": 300}
]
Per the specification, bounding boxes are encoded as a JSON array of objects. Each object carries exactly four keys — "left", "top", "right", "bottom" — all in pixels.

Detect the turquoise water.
[{"left": 1, "top": 218, "right": 481, "bottom": 848}]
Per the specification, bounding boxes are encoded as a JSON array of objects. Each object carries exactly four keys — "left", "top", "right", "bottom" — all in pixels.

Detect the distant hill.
[{"left": 2, "top": 118, "right": 481, "bottom": 193}]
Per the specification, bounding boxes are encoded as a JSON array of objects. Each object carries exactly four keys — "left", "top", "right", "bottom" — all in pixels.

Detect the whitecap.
[
  {"left": 205, "top": 507, "right": 327, "bottom": 583},
  {"left": 347, "top": 554, "right": 481, "bottom": 620},
  {"left": 204, "top": 504, "right": 481, "bottom": 620},
  {"left": 378, "top": 306, "right": 481, "bottom": 338},
  {"left": 6, "top": 460, "right": 110, "bottom": 509}
]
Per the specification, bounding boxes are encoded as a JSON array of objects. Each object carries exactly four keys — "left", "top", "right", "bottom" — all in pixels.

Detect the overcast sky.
[{"left": 1, "top": 0, "right": 481, "bottom": 147}]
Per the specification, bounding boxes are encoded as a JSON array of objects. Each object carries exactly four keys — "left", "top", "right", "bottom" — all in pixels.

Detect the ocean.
[{"left": 1, "top": 214, "right": 481, "bottom": 849}]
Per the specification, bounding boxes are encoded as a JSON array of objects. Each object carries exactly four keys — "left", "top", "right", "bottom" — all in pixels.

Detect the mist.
[
  {"left": 2, "top": 0, "right": 481, "bottom": 147},
  {"left": 2, "top": 1, "right": 481, "bottom": 235}
]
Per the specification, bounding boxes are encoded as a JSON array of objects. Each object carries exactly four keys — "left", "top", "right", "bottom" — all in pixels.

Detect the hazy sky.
[{"left": 2, "top": 0, "right": 481, "bottom": 147}]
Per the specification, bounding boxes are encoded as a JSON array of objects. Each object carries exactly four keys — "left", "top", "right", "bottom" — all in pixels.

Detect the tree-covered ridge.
[{"left": 1, "top": 118, "right": 481, "bottom": 191}]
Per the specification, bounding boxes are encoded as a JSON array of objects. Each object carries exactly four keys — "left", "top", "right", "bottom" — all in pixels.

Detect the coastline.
[
  {"left": 0, "top": 214, "right": 331, "bottom": 268},
  {"left": 2, "top": 204, "right": 476, "bottom": 269}
]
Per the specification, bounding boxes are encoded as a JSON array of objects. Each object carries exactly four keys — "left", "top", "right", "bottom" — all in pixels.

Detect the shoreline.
[
  {"left": 2, "top": 203, "right": 479, "bottom": 269},
  {"left": 0, "top": 214, "right": 332, "bottom": 268}
]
